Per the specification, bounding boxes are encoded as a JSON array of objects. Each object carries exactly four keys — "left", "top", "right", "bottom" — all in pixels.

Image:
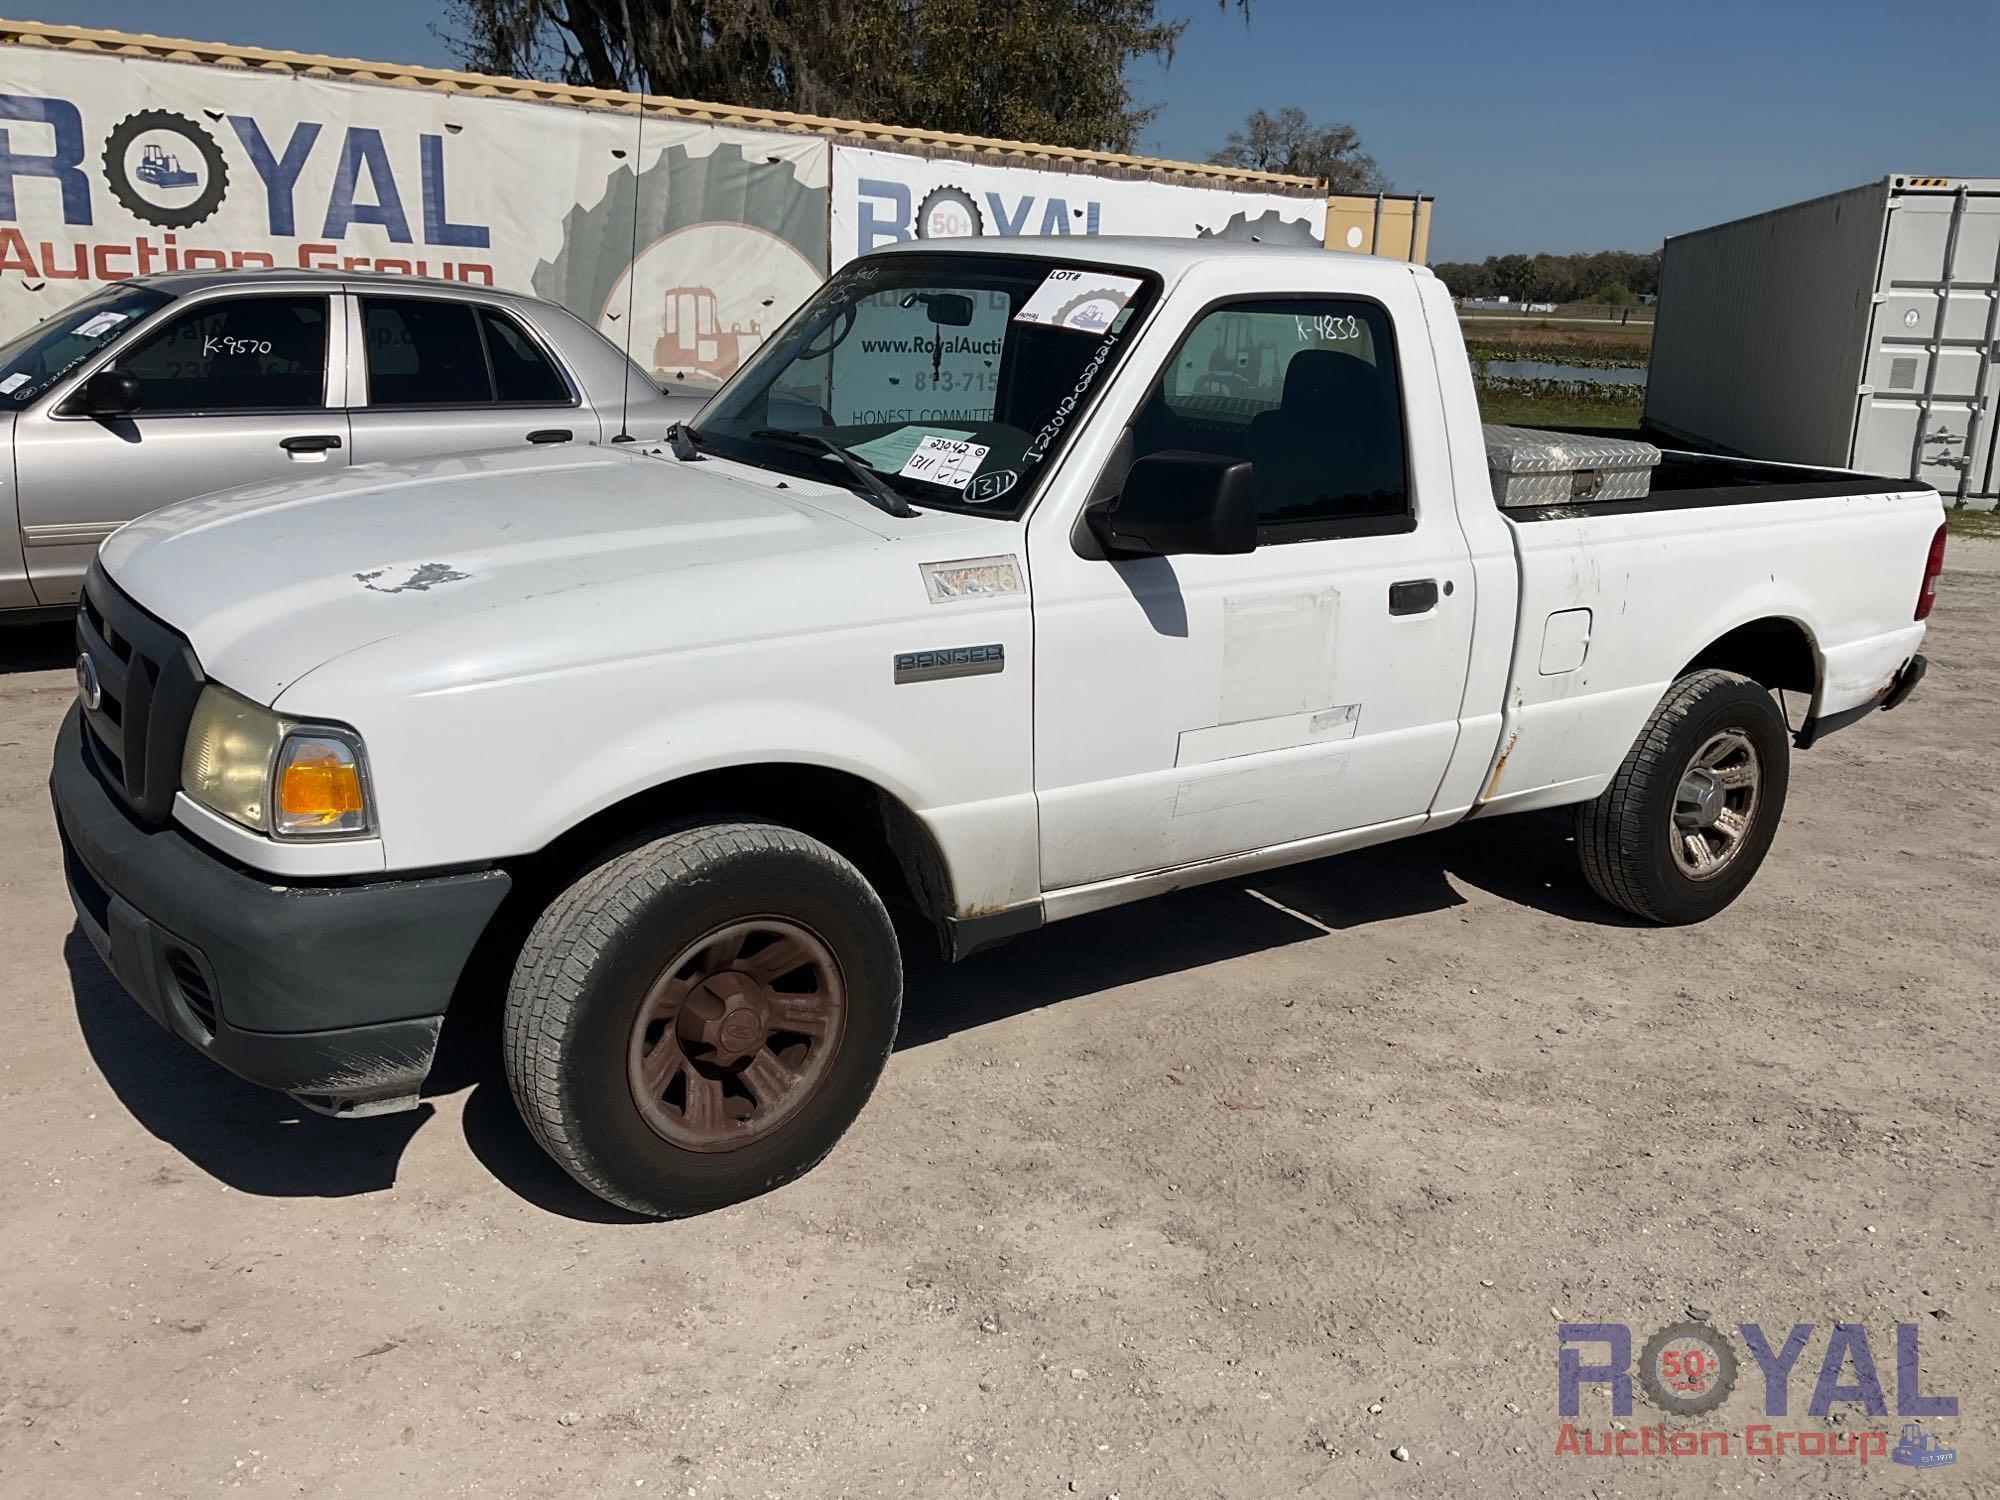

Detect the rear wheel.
[
  {"left": 505, "top": 821, "right": 902, "bottom": 1217},
  {"left": 1575, "top": 669, "right": 1791, "bottom": 924}
]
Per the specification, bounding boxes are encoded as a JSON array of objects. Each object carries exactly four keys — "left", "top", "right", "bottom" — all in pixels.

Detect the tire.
[
  {"left": 505, "top": 821, "right": 902, "bottom": 1217},
  {"left": 1575, "top": 669, "right": 1791, "bottom": 924}
]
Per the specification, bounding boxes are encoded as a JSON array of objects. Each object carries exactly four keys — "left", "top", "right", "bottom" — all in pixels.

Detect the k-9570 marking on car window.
[{"left": 893, "top": 643, "right": 1005, "bottom": 684}]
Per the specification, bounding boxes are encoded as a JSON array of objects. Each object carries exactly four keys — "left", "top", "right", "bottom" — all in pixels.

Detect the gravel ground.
[{"left": 1, "top": 542, "right": 1994, "bottom": 1498}]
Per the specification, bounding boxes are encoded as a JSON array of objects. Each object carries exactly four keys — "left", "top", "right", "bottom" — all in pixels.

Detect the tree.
[
  {"left": 1432, "top": 249, "right": 1663, "bottom": 303},
  {"left": 1431, "top": 260, "right": 1495, "bottom": 299},
  {"left": 438, "top": 0, "right": 1249, "bottom": 155},
  {"left": 1208, "top": 106, "right": 1389, "bottom": 192}
]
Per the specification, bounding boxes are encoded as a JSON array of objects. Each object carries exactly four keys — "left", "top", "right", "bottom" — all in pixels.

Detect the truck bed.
[{"left": 1504, "top": 448, "right": 1932, "bottom": 522}]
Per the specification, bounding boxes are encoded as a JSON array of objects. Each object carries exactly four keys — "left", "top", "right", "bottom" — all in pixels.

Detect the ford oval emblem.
[{"left": 76, "top": 651, "right": 102, "bottom": 712}]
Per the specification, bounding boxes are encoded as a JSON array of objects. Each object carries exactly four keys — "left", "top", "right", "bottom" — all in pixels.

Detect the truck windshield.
[
  {"left": 0, "top": 284, "right": 171, "bottom": 408},
  {"left": 693, "top": 253, "right": 1162, "bottom": 518}
]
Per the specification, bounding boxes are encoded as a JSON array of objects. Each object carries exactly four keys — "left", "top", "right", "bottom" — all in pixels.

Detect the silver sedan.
[{"left": 0, "top": 271, "right": 703, "bottom": 614}]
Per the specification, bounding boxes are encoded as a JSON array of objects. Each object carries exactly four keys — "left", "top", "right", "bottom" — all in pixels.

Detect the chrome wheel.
[
  {"left": 626, "top": 917, "right": 847, "bottom": 1153},
  {"left": 1671, "top": 729, "right": 1761, "bottom": 880}
]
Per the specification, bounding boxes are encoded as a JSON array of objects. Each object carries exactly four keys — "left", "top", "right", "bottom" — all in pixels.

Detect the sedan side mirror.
[
  {"left": 77, "top": 368, "right": 142, "bottom": 418},
  {"left": 1098, "top": 450, "right": 1258, "bottom": 557}
]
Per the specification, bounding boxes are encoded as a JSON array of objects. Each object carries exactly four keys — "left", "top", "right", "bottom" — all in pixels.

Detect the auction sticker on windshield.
[
  {"left": 847, "top": 425, "right": 975, "bottom": 473},
  {"left": 900, "top": 436, "right": 990, "bottom": 490},
  {"left": 1013, "top": 269, "right": 1145, "bottom": 334},
  {"left": 73, "top": 310, "right": 131, "bottom": 339}
]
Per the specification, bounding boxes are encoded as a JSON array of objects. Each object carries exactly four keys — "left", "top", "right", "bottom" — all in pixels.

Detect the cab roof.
[{"left": 866, "top": 234, "right": 1432, "bottom": 286}]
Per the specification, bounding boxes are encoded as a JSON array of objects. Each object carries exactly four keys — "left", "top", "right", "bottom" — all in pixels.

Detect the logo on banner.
[
  {"left": 102, "top": 110, "right": 229, "bottom": 228},
  {"left": 0, "top": 87, "right": 495, "bottom": 286},
  {"left": 915, "top": 186, "right": 982, "bottom": 239},
  {"left": 533, "top": 142, "right": 825, "bottom": 391}
]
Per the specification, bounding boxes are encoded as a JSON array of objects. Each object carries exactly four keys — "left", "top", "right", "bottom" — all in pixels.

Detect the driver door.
[
  {"left": 1027, "top": 285, "right": 1476, "bottom": 892},
  {"left": 17, "top": 292, "right": 348, "bottom": 604}
]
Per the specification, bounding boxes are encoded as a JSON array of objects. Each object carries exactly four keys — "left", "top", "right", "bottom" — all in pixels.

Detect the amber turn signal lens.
[{"left": 274, "top": 735, "right": 368, "bottom": 836}]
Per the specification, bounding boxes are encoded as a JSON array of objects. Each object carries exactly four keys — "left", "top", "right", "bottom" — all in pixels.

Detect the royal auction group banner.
[{"left": 0, "top": 43, "right": 1329, "bottom": 391}]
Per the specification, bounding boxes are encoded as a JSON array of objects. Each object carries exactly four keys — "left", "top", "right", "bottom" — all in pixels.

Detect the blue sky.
[{"left": 18, "top": 0, "right": 1997, "bottom": 261}]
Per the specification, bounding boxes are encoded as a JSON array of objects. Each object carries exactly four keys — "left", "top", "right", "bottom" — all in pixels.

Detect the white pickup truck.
[{"left": 51, "top": 240, "right": 1942, "bottom": 1218}]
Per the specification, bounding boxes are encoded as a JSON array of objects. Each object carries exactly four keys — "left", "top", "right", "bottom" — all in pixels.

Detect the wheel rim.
[
  {"left": 625, "top": 917, "right": 847, "bottom": 1153},
  {"left": 1670, "top": 728, "right": 1761, "bottom": 881}
]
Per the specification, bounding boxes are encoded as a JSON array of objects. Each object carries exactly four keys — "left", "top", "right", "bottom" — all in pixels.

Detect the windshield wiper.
[
  {"left": 664, "top": 422, "right": 704, "bottom": 461},
  {"left": 749, "top": 429, "right": 918, "bottom": 519}
]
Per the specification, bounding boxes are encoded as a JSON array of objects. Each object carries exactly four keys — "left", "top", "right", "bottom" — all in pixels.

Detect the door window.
[
  {"left": 361, "top": 297, "right": 573, "bottom": 407},
  {"left": 361, "top": 297, "right": 491, "bottom": 406},
  {"left": 478, "top": 308, "right": 570, "bottom": 404},
  {"left": 1131, "top": 298, "right": 1409, "bottom": 536},
  {"left": 109, "top": 296, "right": 327, "bottom": 413}
]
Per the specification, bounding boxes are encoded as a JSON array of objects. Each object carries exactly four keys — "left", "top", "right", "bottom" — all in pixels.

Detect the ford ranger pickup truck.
[{"left": 49, "top": 240, "right": 1942, "bottom": 1217}]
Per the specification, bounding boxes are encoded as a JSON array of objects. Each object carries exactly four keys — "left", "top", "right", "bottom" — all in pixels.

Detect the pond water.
[{"left": 1479, "top": 358, "right": 1647, "bottom": 387}]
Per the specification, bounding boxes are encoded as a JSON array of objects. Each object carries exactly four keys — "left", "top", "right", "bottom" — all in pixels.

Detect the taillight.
[{"left": 1915, "top": 521, "right": 1947, "bottom": 621}]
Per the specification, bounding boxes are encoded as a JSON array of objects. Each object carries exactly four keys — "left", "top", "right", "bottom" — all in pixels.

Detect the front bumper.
[{"left": 51, "top": 706, "right": 510, "bottom": 1114}]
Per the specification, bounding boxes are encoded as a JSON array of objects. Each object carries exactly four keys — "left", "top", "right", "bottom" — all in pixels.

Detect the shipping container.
[
  {"left": 1326, "top": 192, "right": 1434, "bottom": 262},
  {"left": 1646, "top": 175, "right": 2000, "bottom": 507}
]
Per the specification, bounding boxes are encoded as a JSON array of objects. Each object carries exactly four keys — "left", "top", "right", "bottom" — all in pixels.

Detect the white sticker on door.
[
  {"left": 899, "top": 435, "right": 990, "bottom": 490},
  {"left": 1012, "top": 269, "right": 1144, "bottom": 334}
]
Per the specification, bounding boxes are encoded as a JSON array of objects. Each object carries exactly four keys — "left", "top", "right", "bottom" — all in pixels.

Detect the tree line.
[
  {"left": 1432, "top": 250, "right": 1661, "bottom": 306},
  {"left": 439, "top": 1, "right": 1397, "bottom": 188},
  {"left": 442, "top": 0, "right": 1252, "bottom": 155}
]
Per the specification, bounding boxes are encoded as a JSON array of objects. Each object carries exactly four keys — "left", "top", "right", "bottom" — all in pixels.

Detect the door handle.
[
  {"left": 280, "top": 434, "right": 342, "bottom": 453},
  {"left": 526, "top": 428, "right": 573, "bottom": 445},
  {"left": 1388, "top": 578, "right": 1440, "bottom": 615}
]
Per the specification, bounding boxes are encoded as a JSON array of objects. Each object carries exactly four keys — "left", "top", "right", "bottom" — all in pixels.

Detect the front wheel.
[
  {"left": 505, "top": 821, "right": 902, "bottom": 1217},
  {"left": 1575, "top": 669, "right": 1791, "bottom": 924}
]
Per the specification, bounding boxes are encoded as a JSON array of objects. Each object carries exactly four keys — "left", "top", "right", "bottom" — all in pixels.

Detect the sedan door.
[
  {"left": 16, "top": 292, "right": 348, "bottom": 605},
  {"left": 344, "top": 293, "right": 588, "bottom": 464}
]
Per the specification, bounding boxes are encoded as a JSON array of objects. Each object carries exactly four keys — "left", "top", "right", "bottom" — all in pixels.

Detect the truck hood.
[{"left": 97, "top": 445, "right": 941, "bottom": 703}]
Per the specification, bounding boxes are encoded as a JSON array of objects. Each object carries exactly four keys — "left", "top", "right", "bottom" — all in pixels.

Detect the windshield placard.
[
  {"left": 899, "top": 436, "right": 990, "bottom": 490},
  {"left": 846, "top": 424, "right": 975, "bottom": 473},
  {"left": 1012, "top": 269, "right": 1144, "bottom": 334}
]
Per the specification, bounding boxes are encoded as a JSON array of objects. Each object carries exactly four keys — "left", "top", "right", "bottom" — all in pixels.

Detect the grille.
[
  {"left": 163, "top": 947, "right": 219, "bottom": 1037},
  {"left": 75, "top": 567, "right": 204, "bottom": 824}
]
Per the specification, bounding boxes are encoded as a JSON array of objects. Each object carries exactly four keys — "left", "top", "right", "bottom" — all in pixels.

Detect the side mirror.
[
  {"left": 1098, "top": 450, "right": 1257, "bottom": 557},
  {"left": 78, "top": 368, "right": 141, "bottom": 418}
]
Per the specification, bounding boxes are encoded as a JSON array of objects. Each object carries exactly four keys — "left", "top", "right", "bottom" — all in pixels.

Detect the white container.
[
  {"left": 1646, "top": 175, "right": 2000, "bottom": 507},
  {"left": 1483, "top": 424, "right": 1661, "bottom": 508}
]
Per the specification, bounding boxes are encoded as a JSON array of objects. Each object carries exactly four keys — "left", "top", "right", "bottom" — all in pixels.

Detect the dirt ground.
[{"left": 2, "top": 544, "right": 1995, "bottom": 1499}]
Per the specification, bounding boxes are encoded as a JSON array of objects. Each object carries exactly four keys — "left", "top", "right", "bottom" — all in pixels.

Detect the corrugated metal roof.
[{"left": 0, "top": 17, "right": 1326, "bottom": 194}]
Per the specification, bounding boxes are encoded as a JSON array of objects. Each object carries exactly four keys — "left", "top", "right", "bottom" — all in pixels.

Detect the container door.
[{"left": 1854, "top": 186, "right": 2000, "bottom": 503}]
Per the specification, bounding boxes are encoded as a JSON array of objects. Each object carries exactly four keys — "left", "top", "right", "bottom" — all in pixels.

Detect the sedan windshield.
[
  {"left": 0, "top": 284, "right": 171, "bottom": 408},
  {"left": 693, "top": 253, "right": 1161, "bottom": 518}
]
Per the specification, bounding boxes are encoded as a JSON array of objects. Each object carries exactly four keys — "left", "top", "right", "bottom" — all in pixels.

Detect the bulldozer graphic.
[
  {"left": 135, "top": 143, "right": 199, "bottom": 190},
  {"left": 533, "top": 141, "right": 825, "bottom": 391},
  {"left": 653, "top": 285, "right": 762, "bottom": 384},
  {"left": 1891, "top": 1423, "right": 1957, "bottom": 1469}
]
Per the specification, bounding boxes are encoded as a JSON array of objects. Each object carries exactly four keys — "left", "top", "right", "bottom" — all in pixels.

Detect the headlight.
[{"left": 181, "top": 685, "right": 373, "bottom": 839}]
